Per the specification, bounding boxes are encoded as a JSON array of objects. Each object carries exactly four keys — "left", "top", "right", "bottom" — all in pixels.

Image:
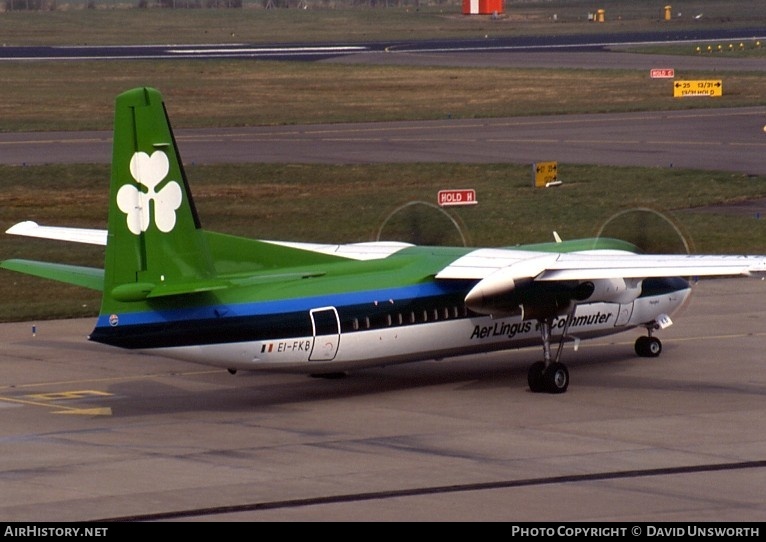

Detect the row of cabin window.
[{"left": 349, "top": 305, "right": 468, "bottom": 332}]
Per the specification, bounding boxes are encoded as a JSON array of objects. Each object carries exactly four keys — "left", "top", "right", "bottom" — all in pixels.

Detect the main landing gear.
[
  {"left": 527, "top": 317, "right": 571, "bottom": 394},
  {"left": 527, "top": 316, "right": 666, "bottom": 393}
]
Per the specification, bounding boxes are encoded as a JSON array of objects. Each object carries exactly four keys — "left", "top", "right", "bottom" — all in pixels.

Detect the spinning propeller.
[
  {"left": 373, "top": 201, "right": 468, "bottom": 246},
  {"left": 595, "top": 207, "right": 692, "bottom": 256}
]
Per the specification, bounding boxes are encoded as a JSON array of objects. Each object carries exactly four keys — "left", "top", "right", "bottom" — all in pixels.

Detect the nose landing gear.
[
  {"left": 635, "top": 335, "right": 662, "bottom": 357},
  {"left": 635, "top": 315, "right": 670, "bottom": 357}
]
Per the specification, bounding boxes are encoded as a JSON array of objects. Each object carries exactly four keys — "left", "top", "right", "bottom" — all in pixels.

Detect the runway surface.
[
  {"left": 2, "top": 28, "right": 764, "bottom": 62},
  {"left": 2, "top": 107, "right": 766, "bottom": 175},
  {"left": 1, "top": 41, "right": 765, "bottom": 174},
  {"left": 1, "top": 278, "right": 766, "bottom": 521}
]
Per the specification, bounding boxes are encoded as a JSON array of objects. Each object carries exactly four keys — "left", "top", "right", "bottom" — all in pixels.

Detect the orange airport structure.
[{"left": 462, "top": 0, "right": 503, "bottom": 15}]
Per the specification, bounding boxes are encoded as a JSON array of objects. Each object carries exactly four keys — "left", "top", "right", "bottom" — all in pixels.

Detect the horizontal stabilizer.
[
  {"left": 110, "top": 271, "right": 330, "bottom": 302},
  {"left": 0, "top": 259, "right": 104, "bottom": 291},
  {"left": 110, "top": 279, "right": 231, "bottom": 302}
]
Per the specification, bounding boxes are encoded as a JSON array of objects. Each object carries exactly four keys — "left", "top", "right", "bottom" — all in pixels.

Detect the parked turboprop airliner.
[{"left": 3, "top": 87, "right": 766, "bottom": 393}]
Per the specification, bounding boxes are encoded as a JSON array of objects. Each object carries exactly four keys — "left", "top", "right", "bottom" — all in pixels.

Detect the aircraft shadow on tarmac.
[{"left": 99, "top": 345, "right": 663, "bottom": 417}]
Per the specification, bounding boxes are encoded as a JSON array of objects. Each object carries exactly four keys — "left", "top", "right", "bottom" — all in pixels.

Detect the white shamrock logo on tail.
[{"left": 117, "top": 151, "right": 182, "bottom": 235}]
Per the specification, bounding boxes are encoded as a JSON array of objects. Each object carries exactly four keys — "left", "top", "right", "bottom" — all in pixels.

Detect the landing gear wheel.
[
  {"left": 635, "top": 336, "right": 662, "bottom": 357},
  {"left": 543, "top": 362, "right": 569, "bottom": 394},
  {"left": 527, "top": 361, "right": 546, "bottom": 393},
  {"left": 529, "top": 316, "right": 573, "bottom": 394}
]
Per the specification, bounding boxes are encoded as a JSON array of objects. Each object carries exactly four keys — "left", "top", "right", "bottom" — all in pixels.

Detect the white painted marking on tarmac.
[{"left": 166, "top": 46, "right": 367, "bottom": 54}]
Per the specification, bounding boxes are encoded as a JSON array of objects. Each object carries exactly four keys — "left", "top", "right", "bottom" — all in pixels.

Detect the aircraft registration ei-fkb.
[{"left": 3, "top": 87, "right": 766, "bottom": 394}]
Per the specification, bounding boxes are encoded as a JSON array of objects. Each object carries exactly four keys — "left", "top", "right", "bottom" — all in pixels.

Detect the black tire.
[
  {"left": 527, "top": 361, "right": 546, "bottom": 393},
  {"left": 634, "top": 336, "right": 648, "bottom": 356}
]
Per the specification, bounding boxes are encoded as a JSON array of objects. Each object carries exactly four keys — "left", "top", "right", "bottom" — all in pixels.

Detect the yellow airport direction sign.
[
  {"left": 673, "top": 80, "right": 722, "bottom": 98},
  {"left": 533, "top": 161, "right": 559, "bottom": 187}
]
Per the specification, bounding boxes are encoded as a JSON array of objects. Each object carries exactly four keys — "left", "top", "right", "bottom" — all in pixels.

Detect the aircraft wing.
[
  {"left": 7, "top": 221, "right": 766, "bottom": 298},
  {"left": 435, "top": 248, "right": 766, "bottom": 281},
  {"left": 5, "top": 222, "right": 411, "bottom": 262},
  {"left": 435, "top": 248, "right": 766, "bottom": 315},
  {"left": 535, "top": 252, "right": 766, "bottom": 281},
  {"left": 6, "top": 221, "right": 107, "bottom": 246}
]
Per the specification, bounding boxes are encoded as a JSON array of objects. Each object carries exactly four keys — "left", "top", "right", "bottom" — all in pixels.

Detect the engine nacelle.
[{"left": 572, "top": 278, "right": 642, "bottom": 304}]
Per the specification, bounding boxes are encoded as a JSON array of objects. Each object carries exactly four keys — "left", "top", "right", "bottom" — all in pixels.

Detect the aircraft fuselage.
[{"left": 89, "top": 275, "right": 691, "bottom": 373}]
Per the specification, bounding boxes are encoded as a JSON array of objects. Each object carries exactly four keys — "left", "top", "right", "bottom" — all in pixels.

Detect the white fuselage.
[{"left": 147, "top": 286, "right": 691, "bottom": 373}]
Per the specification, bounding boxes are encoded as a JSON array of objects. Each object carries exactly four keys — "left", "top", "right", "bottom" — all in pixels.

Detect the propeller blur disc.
[
  {"left": 596, "top": 207, "right": 692, "bottom": 255},
  {"left": 375, "top": 201, "right": 467, "bottom": 247}
]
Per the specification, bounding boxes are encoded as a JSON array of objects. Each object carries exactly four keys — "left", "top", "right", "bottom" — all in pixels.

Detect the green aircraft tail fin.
[{"left": 102, "top": 87, "right": 218, "bottom": 309}]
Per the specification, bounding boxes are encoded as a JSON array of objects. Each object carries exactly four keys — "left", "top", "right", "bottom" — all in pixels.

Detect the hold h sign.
[{"left": 438, "top": 189, "right": 477, "bottom": 206}]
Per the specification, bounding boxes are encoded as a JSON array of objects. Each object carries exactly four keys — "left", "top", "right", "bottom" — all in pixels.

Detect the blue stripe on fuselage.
[
  {"left": 95, "top": 280, "right": 470, "bottom": 328},
  {"left": 94, "top": 276, "right": 691, "bottom": 330}
]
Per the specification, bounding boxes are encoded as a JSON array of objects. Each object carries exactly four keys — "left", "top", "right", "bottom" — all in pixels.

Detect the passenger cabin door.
[{"left": 309, "top": 307, "right": 341, "bottom": 361}]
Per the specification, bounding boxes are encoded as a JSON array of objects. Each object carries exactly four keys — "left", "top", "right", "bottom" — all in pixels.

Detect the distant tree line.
[
  {"left": 3, "top": 0, "right": 242, "bottom": 7},
  {"left": 136, "top": 0, "right": 243, "bottom": 7},
  {"left": 4, "top": 0, "right": 447, "bottom": 9},
  {"left": 5, "top": 0, "right": 53, "bottom": 9}
]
